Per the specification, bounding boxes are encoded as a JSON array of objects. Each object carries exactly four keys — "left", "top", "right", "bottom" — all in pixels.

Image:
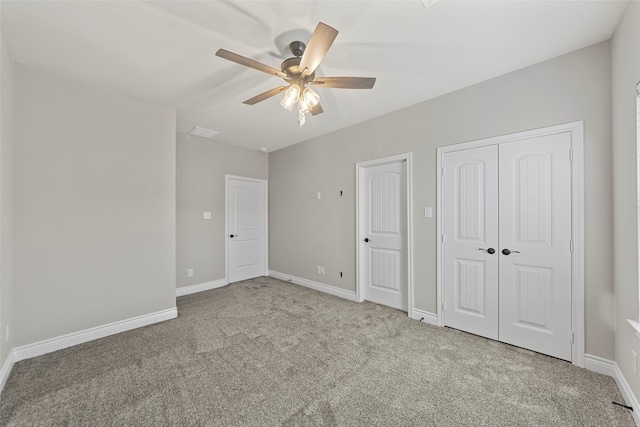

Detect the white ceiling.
[{"left": 1, "top": 0, "right": 629, "bottom": 152}]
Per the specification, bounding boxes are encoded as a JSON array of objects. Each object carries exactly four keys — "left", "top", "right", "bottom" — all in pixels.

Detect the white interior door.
[
  {"left": 442, "top": 145, "right": 499, "bottom": 339},
  {"left": 227, "top": 177, "right": 267, "bottom": 283},
  {"left": 441, "top": 132, "right": 573, "bottom": 361},
  {"left": 498, "top": 133, "right": 572, "bottom": 360},
  {"left": 360, "top": 161, "right": 408, "bottom": 311}
]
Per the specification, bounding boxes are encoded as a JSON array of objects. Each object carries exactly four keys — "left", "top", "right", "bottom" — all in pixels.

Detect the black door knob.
[
  {"left": 479, "top": 248, "right": 496, "bottom": 254},
  {"left": 230, "top": 234, "right": 236, "bottom": 238},
  {"left": 502, "top": 248, "right": 520, "bottom": 255},
  {"left": 364, "top": 238, "right": 370, "bottom": 243}
]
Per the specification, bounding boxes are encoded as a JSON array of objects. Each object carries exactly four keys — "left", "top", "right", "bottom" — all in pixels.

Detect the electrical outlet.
[
  {"left": 187, "top": 269, "right": 193, "bottom": 277},
  {"left": 316, "top": 192, "right": 321, "bottom": 200},
  {"left": 203, "top": 211, "right": 212, "bottom": 220},
  {"left": 632, "top": 350, "right": 637, "bottom": 375},
  {"left": 316, "top": 266, "right": 325, "bottom": 275}
]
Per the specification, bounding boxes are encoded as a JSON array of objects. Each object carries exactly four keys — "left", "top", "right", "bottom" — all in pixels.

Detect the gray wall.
[
  {"left": 612, "top": 0, "right": 640, "bottom": 405},
  {"left": 0, "top": 18, "right": 15, "bottom": 366},
  {"left": 13, "top": 63, "right": 176, "bottom": 346},
  {"left": 176, "top": 132, "right": 268, "bottom": 288},
  {"left": 269, "top": 41, "right": 614, "bottom": 359}
]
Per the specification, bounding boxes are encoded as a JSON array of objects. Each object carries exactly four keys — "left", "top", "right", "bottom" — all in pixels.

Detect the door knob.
[
  {"left": 502, "top": 248, "right": 520, "bottom": 255},
  {"left": 230, "top": 234, "right": 238, "bottom": 238},
  {"left": 364, "top": 238, "right": 371, "bottom": 243},
  {"left": 479, "top": 248, "right": 496, "bottom": 254}
]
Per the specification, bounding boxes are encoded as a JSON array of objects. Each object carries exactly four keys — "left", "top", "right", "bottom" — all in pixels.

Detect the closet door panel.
[
  {"left": 498, "top": 132, "right": 572, "bottom": 361},
  {"left": 442, "top": 145, "right": 499, "bottom": 340}
]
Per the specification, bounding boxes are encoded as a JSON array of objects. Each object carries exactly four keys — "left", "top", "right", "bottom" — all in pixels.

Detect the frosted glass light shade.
[
  {"left": 280, "top": 84, "right": 300, "bottom": 111},
  {"left": 302, "top": 87, "right": 320, "bottom": 108}
]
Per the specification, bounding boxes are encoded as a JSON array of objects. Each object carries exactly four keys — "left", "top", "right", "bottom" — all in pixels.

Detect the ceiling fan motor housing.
[
  {"left": 289, "top": 41, "right": 306, "bottom": 57},
  {"left": 281, "top": 56, "right": 315, "bottom": 81}
]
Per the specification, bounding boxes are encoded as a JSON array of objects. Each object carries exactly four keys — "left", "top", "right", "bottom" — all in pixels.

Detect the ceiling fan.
[{"left": 215, "top": 22, "right": 376, "bottom": 127}]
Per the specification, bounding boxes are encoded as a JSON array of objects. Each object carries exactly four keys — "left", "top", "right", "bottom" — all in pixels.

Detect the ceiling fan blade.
[
  {"left": 310, "top": 103, "right": 323, "bottom": 116},
  {"left": 243, "top": 86, "right": 288, "bottom": 105},
  {"left": 216, "top": 49, "right": 287, "bottom": 79},
  {"left": 309, "top": 76, "right": 376, "bottom": 89},
  {"left": 299, "top": 22, "right": 338, "bottom": 78}
]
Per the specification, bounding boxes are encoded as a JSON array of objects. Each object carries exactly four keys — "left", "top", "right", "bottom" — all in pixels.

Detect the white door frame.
[
  {"left": 356, "top": 153, "right": 414, "bottom": 316},
  {"left": 225, "top": 175, "right": 269, "bottom": 283},
  {"left": 436, "top": 121, "right": 585, "bottom": 367}
]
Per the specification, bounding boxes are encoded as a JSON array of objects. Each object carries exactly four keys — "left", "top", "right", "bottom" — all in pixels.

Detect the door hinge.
[
  {"left": 441, "top": 166, "right": 445, "bottom": 176},
  {"left": 569, "top": 149, "right": 573, "bottom": 161},
  {"left": 570, "top": 331, "right": 575, "bottom": 344},
  {"left": 442, "top": 302, "right": 446, "bottom": 312},
  {"left": 441, "top": 235, "right": 446, "bottom": 244},
  {"left": 570, "top": 240, "right": 574, "bottom": 252}
]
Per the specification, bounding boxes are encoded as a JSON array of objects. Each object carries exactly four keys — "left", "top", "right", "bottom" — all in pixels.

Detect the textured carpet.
[{"left": 0, "top": 277, "right": 634, "bottom": 426}]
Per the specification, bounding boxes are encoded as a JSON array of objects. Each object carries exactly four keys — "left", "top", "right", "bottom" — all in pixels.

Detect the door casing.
[
  {"left": 225, "top": 175, "right": 269, "bottom": 283},
  {"left": 436, "top": 121, "right": 585, "bottom": 367},
  {"left": 356, "top": 153, "right": 414, "bottom": 316}
]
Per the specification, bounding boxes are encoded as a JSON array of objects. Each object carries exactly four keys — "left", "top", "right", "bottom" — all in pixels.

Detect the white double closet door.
[{"left": 442, "top": 132, "right": 572, "bottom": 361}]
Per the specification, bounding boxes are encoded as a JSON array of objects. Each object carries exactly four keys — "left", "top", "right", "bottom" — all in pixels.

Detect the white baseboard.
[
  {"left": 0, "top": 351, "right": 15, "bottom": 395},
  {"left": 410, "top": 308, "right": 439, "bottom": 326},
  {"left": 613, "top": 362, "right": 640, "bottom": 426},
  {"left": 176, "top": 278, "right": 228, "bottom": 297},
  {"left": 13, "top": 307, "right": 178, "bottom": 362},
  {"left": 584, "top": 354, "right": 616, "bottom": 376},
  {"left": 269, "top": 270, "right": 358, "bottom": 302},
  {"left": 585, "top": 354, "right": 639, "bottom": 426}
]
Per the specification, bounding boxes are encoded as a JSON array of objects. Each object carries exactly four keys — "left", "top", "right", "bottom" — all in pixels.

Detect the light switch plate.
[
  {"left": 203, "top": 212, "right": 212, "bottom": 220},
  {"left": 424, "top": 207, "right": 433, "bottom": 218}
]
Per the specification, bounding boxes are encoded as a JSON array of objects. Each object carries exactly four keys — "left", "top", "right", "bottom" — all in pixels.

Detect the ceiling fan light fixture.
[
  {"left": 302, "top": 87, "right": 320, "bottom": 108},
  {"left": 280, "top": 84, "right": 300, "bottom": 111},
  {"left": 280, "top": 96, "right": 296, "bottom": 112},
  {"left": 299, "top": 98, "right": 310, "bottom": 113},
  {"left": 299, "top": 86, "right": 320, "bottom": 115},
  {"left": 216, "top": 22, "right": 376, "bottom": 128}
]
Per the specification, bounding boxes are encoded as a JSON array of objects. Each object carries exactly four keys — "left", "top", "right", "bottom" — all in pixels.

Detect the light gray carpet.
[{"left": 0, "top": 277, "right": 634, "bottom": 426}]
